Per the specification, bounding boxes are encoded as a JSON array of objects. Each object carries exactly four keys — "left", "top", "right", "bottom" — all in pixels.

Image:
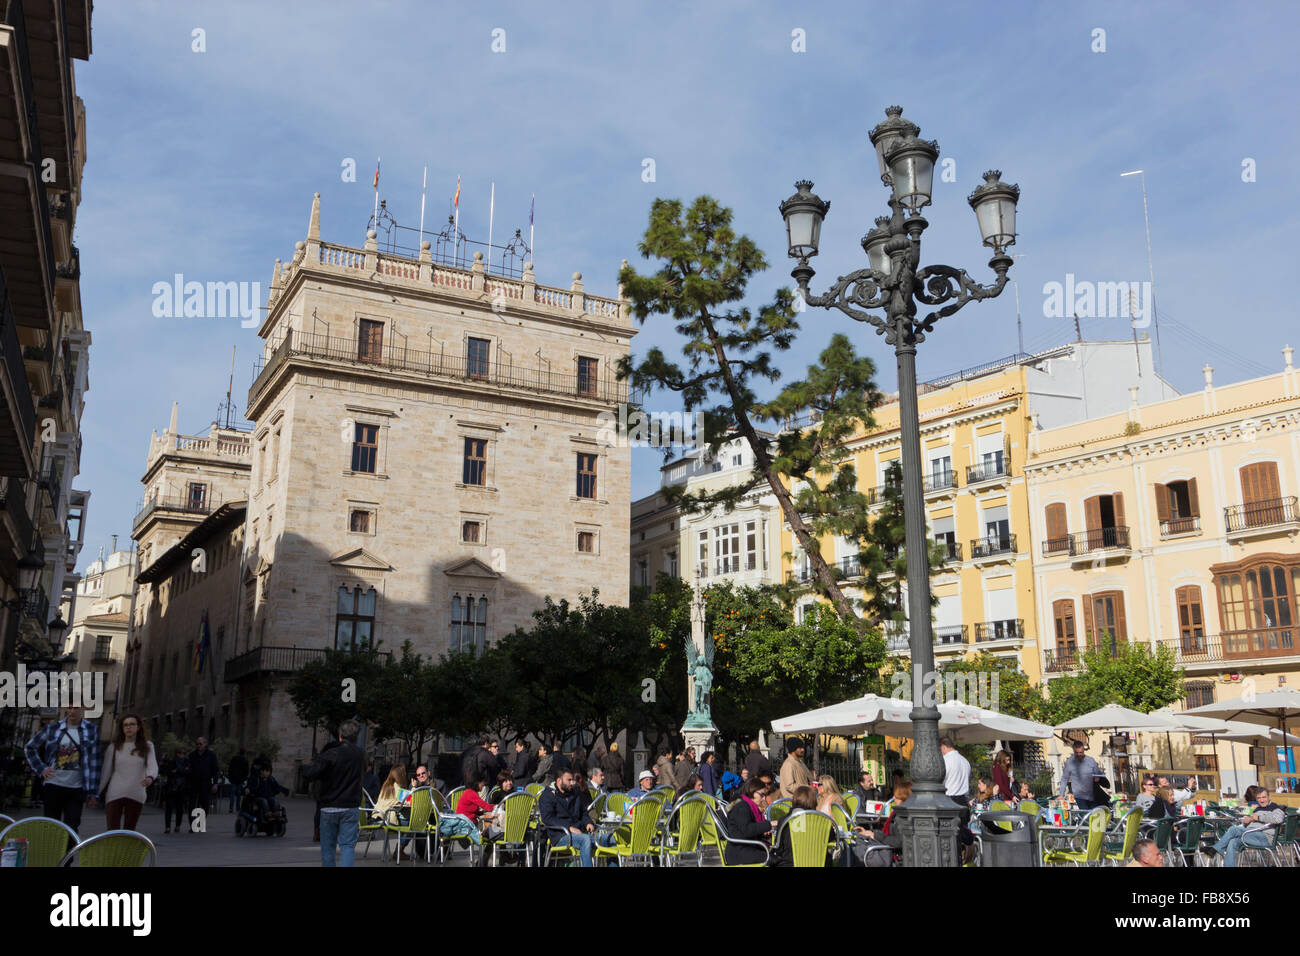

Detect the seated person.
[
  {"left": 494, "top": 769, "right": 517, "bottom": 800},
  {"left": 1208, "top": 785, "right": 1286, "bottom": 867},
  {"left": 852, "top": 782, "right": 912, "bottom": 866},
  {"left": 971, "top": 775, "right": 996, "bottom": 814},
  {"left": 853, "top": 771, "right": 887, "bottom": 809},
  {"left": 1013, "top": 780, "right": 1035, "bottom": 804},
  {"left": 1144, "top": 785, "right": 1178, "bottom": 819},
  {"left": 536, "top": 768, "right": 596, "bottom": 866},
  {"left": 371, "top": 766, "right": 409, "bottom": 824},
  {"left": 675, "top": 773, "right": 704, "bottom": 803},
  {"left": 1134, "top": 776, "right": 1158, "bottom": 811},
  {"left": 770, "top": 785, "right": 824, "bottom": 867},
  {"left": 817, "top": 775, "right": 846, "bottom": 817},
  {"left": 722, "top": 777, "right": 774, "bottom": 865},
  {"left": 244, "top": 764, "right": 289, "bottom": 818},
  {"left": 626, "top": 770, "right": 656, "bottom": 802},
  {"left": 1157, "top": 775, "right": 1195, "bottom": 806},
  {"left": 453, "top": 772, "right": 500, "bottom": 865}
]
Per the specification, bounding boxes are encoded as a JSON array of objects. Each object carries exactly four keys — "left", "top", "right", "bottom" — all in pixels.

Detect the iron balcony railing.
[
  {"left": 38, "top": 459, "right": 61, "bottom": 512},
  {"left": 250, "top": 330, "right": 630, "bottom": 408},
  {"left": 716, "top": 556, "right": 740, "bottom": 575},
  {"left": 839, "top": 555, "right": 862, "bottom": 577},
  {"left": 934, "top": 625, "right": 967, "bottom": 646},
  {"left": 970, "top": 533, "right": 1015, "bottom": 559},
  {"left": 0, "top": 268, "right": 37, "bottom": 455},
  {"left": 787, "top": 568, "right": 815, "bottom": 585},
  {"left": 1162, "top": 631, "right": 1298, "bottom": 663},
  {"left": 1159, "top": 515, "right": 1200, "bottom": 537},
  {"left": 19, "top": 585, "right": 48, "bottom": 624},
  {"left": 225, "top": 644, "right": 390, "bottom": 683},
  {"left": 883, "top": 625, "right": 966, "bottom": 651},
  {"left": 965, "top": 456, "right": 1009, "bottom": 484},
  {"left": 0, "top": 476, "right": 36, "bottom": 554},
  {"left": 937, "top": 538, "right": 961, "bottom": 563},
  {"left": 1042, "top": 536, "right": 1070, "bottom": 557},
  {"left": 1044, "top": 641, "right": 1128, "bottom": 673},
  {"left": 1069, "top": 526, "right": 1131, "bottom": 554},
  {"left": 132, "top": 494, "right": 214, "bottom": 532},
  {"left": 974, "top": 619, "right": 1024, "bottom": 642},
  {"left": 1224, "top": 497, "right": 1299, "bottom": 533},
  {"left": 864, "top": 482, "right": 902, "bottom": 507},
  {"left": 924, "top": 470, "right": 957, "bottom": 493}
]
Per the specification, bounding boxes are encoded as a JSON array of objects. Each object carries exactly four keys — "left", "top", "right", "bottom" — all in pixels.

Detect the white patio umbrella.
[
  {"left": 941, "top": 702, "right": 1054, "bottom": 744},
  {"left": 1213, "top": 724, "right": 1300, "bottom": 796},
  {"left": 1056, "top": 704, "right": 1179, "bottom": 794},
  {"left": 1184, "top": 689, "right": 1300, "bottom": 788}
]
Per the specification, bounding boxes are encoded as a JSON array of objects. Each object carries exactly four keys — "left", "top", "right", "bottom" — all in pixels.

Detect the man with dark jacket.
[
  {"left": 537, "top": 768, "right": 595, "bottom": 866},
  {"left": 512, "top": 740, "right": 535, "bottom": 784},
  {"left": 475, "top": 740, "right": 501, "bottom": 787},
  {"left": 600, "top": 743, "right": 625, "bottom": 791},
  {"left": 551, "top": 744, "right": 572, "bottom": 775},
  {"left": 188, "top": 737, "right": 221, "bottom": 824},
  {"left": 227, "top": 749, "right": 249, "bottom": 813},
  {"left": 362, "top": 761, "right": 382, "bottom": 803},
  {"left": 301, "top": 720, "right": 366, "bottom": 867},
  {"left": 744, "top": 739, "right": 773, "bottom": 779}
]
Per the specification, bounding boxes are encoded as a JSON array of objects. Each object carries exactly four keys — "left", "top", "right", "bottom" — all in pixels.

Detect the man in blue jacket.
[
  {"left": 537, "top": 768, "right": 595, "bottom": 866},
  {"left": 25, "top": 706, "right": 101, "bottom": 831}
]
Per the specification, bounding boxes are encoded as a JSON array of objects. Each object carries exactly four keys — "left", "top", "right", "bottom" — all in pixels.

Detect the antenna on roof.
[{"left": 217, "top": 345, "right": 237, "bottom": 429}]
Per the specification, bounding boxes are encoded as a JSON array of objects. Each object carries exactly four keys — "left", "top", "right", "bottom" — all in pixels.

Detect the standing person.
[
  {"left": 227, "top": 748, "right": 249, "bottom": 813},
  {"left": 187, "top": 737, "right": 220, "bottom": 825},
  {"left": 24, "top": 706, "right": 101, "bottom": 832},
  {"left": 460, "top": 738, "right": 485, "bottom": 787},
  {"left": 512, "top": 740, "right": 535, "bottom": 784},
  {"left": 531, "top": 743, "right": 554, "bottom": 786},
  {"left": 162, "top": 749, "right": 190, "bottom": 834},
  {"left": 101, "top": 714, "right": 157, "bottom": 832},
  {"left": 1058, "top": 739, "right": 1106, "bottom": 813},
  {"left": 744, "top": 739, "right": 773, "bottom": 780},
  {"left": 654, "top": 747, "right": 677, "bottom": 792},
  {"left": 550, "top": 743, "right": 572, "bottom": 775},
  {"left": 992, "top": 750, "right": 1014, "bottom": 802},
  {"left": 940, "top": 736, "right": 973, "bottom": 857},
  {"left": 301, "top": 720, "right": 366, "bottom": 867},
  {"left": 588, "top": 746, "right": 605, "bottom": 773},
  {"left": 779, "top": 737, "right": 813, "bottom": 798},
  {"left": 675, "top": 747, "right": 698, "bottom": 789},
  {"left": 600, "top": 742, "right": 625, "bottom": 791},
  {"left": 362, "top": 761, "right": 382, "bottom": 804},
  {"left": 699, "top": 751, "right": 721, "bottom": 797}
]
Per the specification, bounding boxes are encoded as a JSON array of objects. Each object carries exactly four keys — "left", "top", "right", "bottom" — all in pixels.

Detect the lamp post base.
[{"left": 892, "top": 787, "right": 965, "bottom": 867}]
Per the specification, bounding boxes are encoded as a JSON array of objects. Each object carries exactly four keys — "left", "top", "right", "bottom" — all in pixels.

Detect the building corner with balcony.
[{"left": 1025, "top": 346, "right": 1300, "bottom": 792}]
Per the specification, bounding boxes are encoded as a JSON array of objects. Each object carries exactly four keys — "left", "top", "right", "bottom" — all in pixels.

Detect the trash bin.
[{"left": 978, "top": 810, "right": 1039, "bottom": 867}]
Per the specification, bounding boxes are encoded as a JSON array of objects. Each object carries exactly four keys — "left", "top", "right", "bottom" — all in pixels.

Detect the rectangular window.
[
  {"left": 451, "top": 594, "right": 487, "bottom": 653},
  {"left": 1052, "top": 600, "right": 1077, "bottom": 659},
  {"left": 577, "top": 356, "right": 599, "bottom": 397},
  {"left": 351, "top": 424, "right": 379, "bottom": 473},
  {"left": 576, "top": 453, "right": 598, "bottom": 499},
  {"left": 349, "top": 509, "right": 372, "bottom": 534},
  {"left": 577, "top": 531, "right": 596, "bottom": 553},
  {"left": 666, "top": 550, "right": 679, "bottom": 578},
  {"left": 1185, "top": 682, "right": 1214, "bottom": 709},
  {"left": 745, "top": 521, "right": 759, "bottom": 570},
  {"left": 1085, "top": 590, "right": 1127, "bottom": 654},
  {"left": 336, "top": 585, "right": 377, "bottom": 651},
  {"left": 187, "top": 482, "right": 207, "bottom": 510},
  {"left": 467, "top": 337, "right": 491, "bottom": 379},
  {"left": 462, "top": 520, "right": 482, "bottom": 543},
  {"left": 1176, "top": 585, "right": 1206, "bottom": 651},
  {"left": 463, "top": 438, "right": 487, "bottom": 485},
  {"left": 715, "top": 523, "right": 740, "bottom": 574},
  {"left": 697, "top": 531, "right": 709, "bottom": 578},
  {"left": 358, "top": 319, "right": 384, "bottom": 364},
  {"left": 94, "top": 635, "right": 112, "bottom": 661}
]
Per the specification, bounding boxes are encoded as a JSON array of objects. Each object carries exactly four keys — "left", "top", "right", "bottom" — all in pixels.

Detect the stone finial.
[
  {"left": 307, "top": 192, "right": 321, "bottom": 241},
  {"left": 364, "top": 230, "right": 377, "bottom": 252},
  {"left": 271, "top": 257, "right": 282, "bottom": 292},
  {"left": 471, "top": 250, "right": 485, "bottom": 274},
  {"left": 1129, "top": 385, "right": 1140, "bottom": 405},
  {"left": 419, "top": 240, "right": 431, "bottom": 262},
  {"left": 523, "top": 261, "right": 534, "bottom": 277},
  {"left": 571, "top": 271, "right": 584, "bottom": 293},
  {"left": 1203, "top": 364, "right": 1214, "bottom": 388},
  {"left": 1285, "top": 345, "right": 1294, "bottom": 370},
  {"left": 167, "top": 401, "right": 179, "bottom": 436},
  {"left": 293, "top": 240, "right": 305, "bottom": 264}
]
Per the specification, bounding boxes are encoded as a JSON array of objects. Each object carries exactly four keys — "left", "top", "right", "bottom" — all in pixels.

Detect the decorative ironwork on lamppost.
[{"left": 778, "top": 106, "right": 1019, "bottom": 867}]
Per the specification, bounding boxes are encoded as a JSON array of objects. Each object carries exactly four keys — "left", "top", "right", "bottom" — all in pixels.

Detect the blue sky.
[{"left": 72, "top": 0, "right": 1300, "bottom": 567}]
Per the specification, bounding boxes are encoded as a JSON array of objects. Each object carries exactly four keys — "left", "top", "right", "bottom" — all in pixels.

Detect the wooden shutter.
[
  {"left": 1187, "top": 478, "right": 1200, "bottom": 517},
  {"left": 1154, "top": 484, "right": 1170, "bottom": 523},
  {"left": 1112, "top": 492, "right": 1125, "bottom": 528},
  {"left": 1082, "top": 595, "right": 1095, "bottom": 647},
  {"left": 1084, "top": 496, "right": 1102, "bottom": 532},
  {"left": 1113, "top": 591, "right": 1128, "bottom": 641},
  {"left": 1241, "top": 462, "right": 1280, "bottom": 503},
  {"left": 1045, "top": 503, "right": 1067, "bottom": 541}
]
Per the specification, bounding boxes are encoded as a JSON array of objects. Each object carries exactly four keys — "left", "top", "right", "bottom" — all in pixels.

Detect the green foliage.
[
  {"left": 157, "top": 733, "right": 194, "bottom": 758},
  {"left": 210, "top": 737, "right": 238, "bottom": 770},
  {"left": 1039, "top": 644, "right": 1185, "bottom": 724},
  {"left": 619, "top": 196, "right": 882, "bottom": 624},
  {"left": 368, "top": 642, "right": 438, "bottom": 765},
  {"left": 941, "top": 653, "right": 1049, "bottom": 720},
  {"left": 286, "top": 647, "right": 385, "bottom": 741}
]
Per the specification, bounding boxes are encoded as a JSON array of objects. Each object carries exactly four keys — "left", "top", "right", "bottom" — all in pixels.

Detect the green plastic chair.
[
  {"left": 488, "top": 792, "right": 536, "bottom": 866},
  {"left": 661, "top": 795, "right": 708, "bottom": 867},
  {"left": 595, "top": 795, "right": 664, "bottom": 866},
  {"left": 446, "top": 786, "right": 468, "bottom": 811},
  {"left": 0, "top": 817, "right": 79, "bottom": 867},
  {"left": 588, "top": 793, "right": 609, "bottom": 819},
  {"left": 1104, "top": 808, "right": 1145, "bottom": 865},
  {"left": 710, "top": 805, "right": 770, "bottom": 867},
  {"left": 59, "top": 830, "right": 156, "bottom": 867},
  {"left": 1273, "top": 810, "right": 1299, "bottom": 867},
  {"left": 1150, "top": 817, "right": 1183, "bottom": 867},
  {"left": 774, "top": 809, "right": 836, "bottom": 867},
  {"left": 525, "top": 783, "right": 544, "bottom": 797},
  {"left": 989, "top": 799, "right": 1013, "bottom": 832},
  {"left": 606, "top": 792, "right": 629, "bottom": 816},
  {"left": 1018, "top": 799, "right": 1040, "bottom": 819},
  {"left": 429, "top": 789, "right": 449, "bottom": 812},
  {"left": 0, "top": 814, "right": 14, "bottom": 831},
  {"left": 382, "top": 786, "right": 436, "bottom": 864},
  {"left": 1179, "top": 817, "right": 1214, "bottom": 867},
  {"left": 767, "top": 798, "right": 792, "bottom": 824},
  {"left": 843, "top": 792, "right": 860, "bottom": 818},
  {"left": 1043, "top": 808, "right": 1108, "bottom": 866},
  {"left": 1235, "top": 823, "right": 1283, "bottom": 867}
]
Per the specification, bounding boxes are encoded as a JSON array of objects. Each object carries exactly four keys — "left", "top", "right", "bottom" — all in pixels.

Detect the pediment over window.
[
  {"left": 443, "top": 557, "right": 500, "bottom": 580},
  {"left": 328, "top": 547, "right": 394, "bottom": 572}
]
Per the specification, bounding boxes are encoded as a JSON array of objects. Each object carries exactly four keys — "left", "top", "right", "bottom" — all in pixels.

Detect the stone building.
[
  {"left": 0, "top": 1, "right": 94, "bottom": 689},
  {"left": 218, "top": 194, "right": 636, "bottom": 761},
  {"left": 62, "top": 545, "right": 136, "bottom": 725}
]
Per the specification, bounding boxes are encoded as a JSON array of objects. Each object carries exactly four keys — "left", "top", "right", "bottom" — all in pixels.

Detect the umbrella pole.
[
  {"left": 1165, "top": 730, "right": 1173, "bottom": 772},
  {"left": 1229, "top": 737, "right": 1241, "bottom": 799}
]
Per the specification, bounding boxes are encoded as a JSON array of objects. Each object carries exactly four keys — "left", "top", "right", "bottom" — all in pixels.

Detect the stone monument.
[{"left": 681, "top": 588, "right": 718, "bottom": 757}]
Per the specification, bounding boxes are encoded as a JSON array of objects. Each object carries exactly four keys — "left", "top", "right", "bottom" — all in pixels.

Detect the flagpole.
[
  {"left": 530, "top": 193, "right": 535, "bottom": 268},
  {"left": 487, "top": 182, "right": 495, "bottom": 275},
  {"left": 373, "top": 155, "right": 381, "bottom": 228},
  {"left": 454, "top": 173, "right": 461, "bottom": 267},
  {"left": 418, "top": 165, "right": 428, "bottom": 248}
]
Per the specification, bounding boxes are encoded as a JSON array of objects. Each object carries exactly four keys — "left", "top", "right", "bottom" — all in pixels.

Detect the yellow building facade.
[{"left": 1025, "top": 349, "right": 1300, "bottom": 794}]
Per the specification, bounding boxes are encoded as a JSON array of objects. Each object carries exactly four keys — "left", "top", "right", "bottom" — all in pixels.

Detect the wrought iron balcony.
[
  {"left": 696, "top": 562, "right": 709, "bottom": 579},
  {"left": 970, "top": 533, "right": 1015, "bottom": 559},
  {"left": 882, "top": 624, "right": 966, "bottom": 652},
  {"left": 787, "top": 568, "right": 815, "bottom": 585},
  {"left": 1224, "top": 497, "right": 1299, "bottom": 535},
  {"left": 1044, "top": 640, "right": 1128, "bottom": 673},
  {"left": 934, "top": 625, "right": 968, "bottom": 646},
  {"left": 38, "top": 460, "right": 61, "bottom": 511},
  {"left": 225, "top": 644, "right": 390, "bottom": 683},
  {"left": 715, "top": 556, "right": 740, "bottom": 575},
  {"left": 132, "top": 494, "right": 214, "bottom": 532},
  {"left": 0, "top": 268, "right": 36, "bottom": 471},
  {"left": 18, "top": 585, "right": 48, "bottom": 624},
  {"left": 966, "top": 457, "right": 1009, "bottom": 485},
  {"left": 0, "top": 476, "right": 35, "bottom": 554},
  {"left": 937, "top": 538, "right": 962, "bottom": 563},
  {"left": 864, "top": 482, "right": 902, "bottom": 507},
  {"left": 1042, "top": 536, "right": 1070, "bottom": 557},
  {"left": 1159, "top": 515, "right": 1200, "bottom": 537},
  {"left": 1161, "top": 631, "right": 1298, "bottom": 664},
  {"left": 924, "top": 469, "right": 958, "bottom": 494},
  {"left": 974, "top": 618, "right": 1024, "bottom": 642},
  {"left": 839, "top": 555, "right": 863, "bottom": 577},
  {"left": 1068, "top": 526, "right": 1131, "bottom": 557}
]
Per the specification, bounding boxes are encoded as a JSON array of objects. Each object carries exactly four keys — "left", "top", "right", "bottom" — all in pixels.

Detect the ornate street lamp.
[{"left": 779, "top": 105, "right": 1019, "bottom": 867}]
